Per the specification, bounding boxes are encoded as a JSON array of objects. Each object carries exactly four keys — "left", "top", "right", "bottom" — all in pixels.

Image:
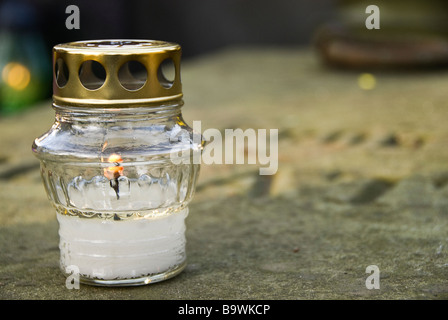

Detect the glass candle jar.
[{"left": 32, "top": 40, "right": 202, "bottom": 286}]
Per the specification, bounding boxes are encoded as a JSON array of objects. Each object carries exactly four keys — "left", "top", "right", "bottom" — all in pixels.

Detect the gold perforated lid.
[{"left": 52, "top": 40, "right": 182, "bottom": 107}]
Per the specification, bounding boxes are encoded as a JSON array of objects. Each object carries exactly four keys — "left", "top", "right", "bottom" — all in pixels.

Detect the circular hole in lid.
[
  {"left": 55, "top": 58, "right": 69, "bottom": 88},
  {"left": 157, "top": 58, "right": 176, "bottom": 89},
  {"left": 79, "top": 60, "right": 106, "bottom": 90},
  {"left": 118, "top": 60, "right": 147, "bottom": 91}
]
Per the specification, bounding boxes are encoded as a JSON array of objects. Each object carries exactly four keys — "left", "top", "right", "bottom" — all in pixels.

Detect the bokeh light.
[
  {"left": 358, "top": 73, "right": 376, "bottom": 90},
  {"left": 1, "top": 62, "right": 31, "bottom": 91}
]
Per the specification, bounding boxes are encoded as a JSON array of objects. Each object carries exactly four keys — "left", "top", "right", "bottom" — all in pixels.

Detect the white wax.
[{"left": 57, "top": 208, "right": 188, "bottom": 280}]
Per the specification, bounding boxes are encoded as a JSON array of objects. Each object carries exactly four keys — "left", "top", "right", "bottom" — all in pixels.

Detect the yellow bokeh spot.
[
  {"left": 2, "top": 62, "right": 31, "bottom": 91},
  {"left": 358, "top": 73, "right": 376, "bottom": 90}
]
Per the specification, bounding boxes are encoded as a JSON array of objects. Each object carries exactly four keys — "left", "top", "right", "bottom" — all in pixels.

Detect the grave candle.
[{"left": 32, "top": 40, "right": 202, "bottom": 286}]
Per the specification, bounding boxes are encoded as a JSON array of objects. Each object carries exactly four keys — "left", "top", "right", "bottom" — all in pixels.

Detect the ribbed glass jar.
[{"left": 32, "top": 40, "right": 202, "bottom": 286}]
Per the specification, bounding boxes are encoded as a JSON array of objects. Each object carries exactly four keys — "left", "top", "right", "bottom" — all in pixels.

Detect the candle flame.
[{"left": 104, "top": 153, "right": 123, "bottom": 180}]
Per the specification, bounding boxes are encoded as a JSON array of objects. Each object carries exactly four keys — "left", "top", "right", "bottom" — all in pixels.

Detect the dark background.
[
  {"left": 0, "top": 0, "right": 338, "bottom": 113},
  {"left": 1, "top": 0, "right": 337, "bottom": 59}
]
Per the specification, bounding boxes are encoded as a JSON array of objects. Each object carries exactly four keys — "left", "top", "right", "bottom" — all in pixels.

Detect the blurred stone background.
[{"left": 1, "top": 0, "right": 448, "bottom": 300}]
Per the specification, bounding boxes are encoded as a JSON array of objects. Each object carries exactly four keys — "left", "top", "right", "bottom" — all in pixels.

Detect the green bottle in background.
[{"left": 0, "top": 1, "right": 51, "bottom": 115}]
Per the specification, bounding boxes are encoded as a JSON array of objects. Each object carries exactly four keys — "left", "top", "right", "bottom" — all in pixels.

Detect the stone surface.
[{"left": 1, "top": 47, "right": 448, "bottom": 299}]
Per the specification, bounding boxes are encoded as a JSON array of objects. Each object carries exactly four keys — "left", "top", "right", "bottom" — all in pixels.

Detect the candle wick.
[{"left": 110, "top": 177, "right": 120, "bottom": 200}]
